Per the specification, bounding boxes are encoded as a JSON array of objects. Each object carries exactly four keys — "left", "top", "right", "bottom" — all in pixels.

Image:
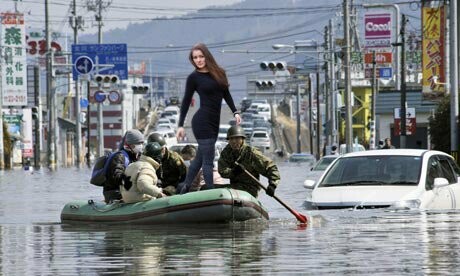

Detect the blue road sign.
[
  {"left": 379, "top": 67, "right": 393, "bottom": 79},
  {"left": 80, "top": 98, "right": 89, "bottom": 108},
  {"left": 74, "top": 56, "right": 94, "bottom": 74},
  {"left": 71, "top": 43, "right": 128, "bottom": 80}
]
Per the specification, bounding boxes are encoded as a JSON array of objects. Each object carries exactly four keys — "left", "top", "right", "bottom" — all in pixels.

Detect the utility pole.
[
  {"left": 316, "top": 70, "right": 321, "bottom": 159},
  {"left": 324, "top": 25, "right": 331, "bottom": 148},
  {"left": 70, "top": 0, "right": 84, "bottom": 166},
  {"left": 0, "top": 36, "right": 4, "bottom": 169},
  {"left": 296, "top": 84, "right": 301, "bottom": 153},
  {"left": 33, "top": 66, "right": 41, "bottom": 168},
  {"left": 308, "top": 77, "right": 314, "bottom": 155},
  {"left": 329, "top": 19, "right": 337, "bottom": 146},
  {"left": 343, "top": 0, "right": 353, "bottom": 152},
  {"left": 393, "top": 15, "right": 407, "bottom": 148},
  {"left": 450, "top": 0, "right": 459, "bottom": 159},
  {"left": 88, "top": 0, "right": 111, "bottom": 157},
  {"left": 45, "top": 0, "right": 57, "bottom": 168},
  {"left": 371, "top": 50, "right": 377, "bottom": 150}
]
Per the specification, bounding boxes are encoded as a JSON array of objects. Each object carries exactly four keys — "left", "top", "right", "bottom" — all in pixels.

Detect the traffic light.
[
  {"left": 94, "top": 74, "right": 119, "bottom": 88},
  {"left": 259, "top": 61, "right": 286, "bottom": 71},
  {"left": 31, "top": 106, "right": 39, "bottom": 121},
  {"left": 132, "top": 85, "right": 149, "bottom": 94},
  {"left": 255, "top": 80, "right": 276, "bottom": 89}
]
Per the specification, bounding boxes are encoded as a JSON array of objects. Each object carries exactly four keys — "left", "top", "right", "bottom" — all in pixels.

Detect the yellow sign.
[{"left": 422, "top": 6, "right": 446, "bottom": 95}]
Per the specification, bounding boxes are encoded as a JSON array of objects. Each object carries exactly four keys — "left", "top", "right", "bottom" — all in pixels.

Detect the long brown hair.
[{"left": 189, "top": 43, "right": 229, "bottom": 88}]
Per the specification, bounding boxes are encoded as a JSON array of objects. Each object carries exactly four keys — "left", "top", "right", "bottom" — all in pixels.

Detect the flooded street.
[{"left": 2, "top": 162, "right": 460, "bottom": 275}]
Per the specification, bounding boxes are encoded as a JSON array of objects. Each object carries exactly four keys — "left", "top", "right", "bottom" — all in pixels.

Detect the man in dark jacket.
[
  {"left": 147, "top": 132, "right": 187, "bottom": 195},
  {"left": 218, "top": 126, "right": 280, "bottom": 198},
  {"left": 104, "top": 129, "right": 144, "bottom": 203}
]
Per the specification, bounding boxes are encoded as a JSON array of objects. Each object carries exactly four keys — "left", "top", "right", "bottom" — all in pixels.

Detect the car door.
[
  {"left": 445, "top": 157, "right": 460, "bottom": 209},
  {"left": 425, "top": 156, "right": 455, "bottom": 209}
]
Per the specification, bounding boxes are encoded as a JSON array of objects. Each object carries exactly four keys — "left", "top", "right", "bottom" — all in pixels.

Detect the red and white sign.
[
  {"left": 394, "top": 108, "right": 416, "bottom": 136},
  {"left": 364, "top": 13, "right": 392, "bottom": 48},
  {"left": 364, "top": 52, "right": 392, "bottom": 64}
]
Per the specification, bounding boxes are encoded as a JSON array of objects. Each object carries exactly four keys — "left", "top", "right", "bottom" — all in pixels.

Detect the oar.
[{"left": 235, "top": 162, "right": 308, "bottom": 224}]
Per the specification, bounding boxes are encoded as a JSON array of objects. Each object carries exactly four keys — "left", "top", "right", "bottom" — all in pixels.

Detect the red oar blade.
[{"left": 294, "top": 212, "right": 308, "bottom": 224}]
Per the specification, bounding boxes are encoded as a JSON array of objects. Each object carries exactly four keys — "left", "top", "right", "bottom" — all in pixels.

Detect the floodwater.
[{"left": 1, "top": 162, "right": 460, "bottom": 275}]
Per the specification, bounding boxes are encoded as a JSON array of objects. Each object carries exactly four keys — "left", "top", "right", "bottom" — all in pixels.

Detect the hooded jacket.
[{"left": 121, "top": 154, "right": 163, "bottom": 203}]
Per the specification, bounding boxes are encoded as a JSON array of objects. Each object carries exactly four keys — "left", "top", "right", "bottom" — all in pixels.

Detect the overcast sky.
[{"left": 2, "top": 0, "right": 242, "bottom": 34}]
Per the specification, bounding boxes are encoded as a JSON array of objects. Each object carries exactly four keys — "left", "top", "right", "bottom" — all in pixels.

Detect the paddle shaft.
[{"left": 235, "top": 162, "right": 308, "bottom": 224}]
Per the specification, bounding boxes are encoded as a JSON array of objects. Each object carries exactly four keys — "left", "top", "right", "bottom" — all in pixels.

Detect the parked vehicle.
[
  {"left": 149, "top": 129, "right": 177, "bottom": 147},
  {"left": 256, "top": 103, "right": 271, "bottom": 122},
  {"left": 304, "top": 149, "right": 460, "bottom": 210},
  {"left": 249, "top": 130, "right": 270, "bottom": 150},
  {"left": 217, "top": 124, "right": 231, "bottom": 142},
  {"left": 240, "top": 121, "right": 254, "bottom": 138},
  {"left": 240, "top": 98, "right": 252, "bottom": 112},
  {"left": 339, "top": 143, "right": 366, "bottom": 154},
  {"left": 288, "top": 153, "right": 316, "bottom": 166},
  {"left": 306, "top": 155, "right": 339, "bottom": 182}
]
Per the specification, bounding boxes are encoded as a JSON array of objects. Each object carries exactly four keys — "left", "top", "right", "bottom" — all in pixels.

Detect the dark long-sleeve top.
[{"left": 178, "top": 71, "right": 238, "bottom": 139}]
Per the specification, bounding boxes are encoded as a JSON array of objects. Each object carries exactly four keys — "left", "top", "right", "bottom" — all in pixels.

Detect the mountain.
[{"left": 79, "top": 0, "right": 418, "bottom": 102}]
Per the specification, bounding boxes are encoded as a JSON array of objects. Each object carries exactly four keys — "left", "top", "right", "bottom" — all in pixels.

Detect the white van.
[
  {"left": 163, "top": 106, "right": 180, "bottom": 121},
  {"left": 256, "top": 103, "right": 271, "bottom": 121}
]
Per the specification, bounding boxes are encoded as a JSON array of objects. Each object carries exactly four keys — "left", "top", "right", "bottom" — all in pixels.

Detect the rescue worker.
[
  {"left": 104, "top": 129, "right": 144, "bottom": 203},
  {"left": 147, "top": 132, "right": 187, "bottom": 195},
  {"left": 218, "top": 126, "right": 280, "bottom": 198},
  {"left": 121, "top": 142, "right": 166, "bottom": 203}
]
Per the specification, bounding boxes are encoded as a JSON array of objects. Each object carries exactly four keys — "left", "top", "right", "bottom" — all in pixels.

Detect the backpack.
[{"left": 90, "top": 150, "right": 130, "bottom": 186}]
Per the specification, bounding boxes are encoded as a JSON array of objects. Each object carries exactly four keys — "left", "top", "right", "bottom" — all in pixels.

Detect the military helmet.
[
  {"left": 144, "top": 142, "right": 163, "bottom": 162},
  {"left": 227, "top": 126, "right": 246, "bottom": 139},
  {"left": 147, "top": 132, "right": 166, "bottom": 146}
]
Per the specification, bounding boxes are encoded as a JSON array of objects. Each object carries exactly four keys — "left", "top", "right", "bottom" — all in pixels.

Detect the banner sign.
[
  {"left": 1, "top": 13, "right": 27, "bottom": 106},
  {"left": 422, "top": 5, "right": 446, "bottom": 95},
  {"left": 364, "top": 13, "right": 392, "bottom": 48},
  {"left": 364, "top": 52, "right": 392, "bottom": 64}
]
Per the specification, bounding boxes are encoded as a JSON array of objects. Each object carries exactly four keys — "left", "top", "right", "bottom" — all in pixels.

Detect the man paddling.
[{"left": 218, "top": 126, "right": 280, "bottom": 198}]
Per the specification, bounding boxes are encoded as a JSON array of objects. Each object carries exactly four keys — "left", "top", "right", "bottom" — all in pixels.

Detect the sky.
[{"left": 1, "top": 0, "right": 243, "bottom": 34}]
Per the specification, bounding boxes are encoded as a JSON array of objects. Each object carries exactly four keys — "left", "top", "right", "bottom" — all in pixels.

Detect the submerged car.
[
  {"left": 307, "top": 155, "right": 339, "bottom": 182},
  {"left": 288, "top": 153, "right": 316, "bottom": 166},
  {"left": 303, "top": 149, "right": 460, "bottom": 210}
]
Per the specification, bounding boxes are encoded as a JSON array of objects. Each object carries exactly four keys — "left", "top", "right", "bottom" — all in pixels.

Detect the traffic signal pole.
[
  {"left": 343, "top": 0, "right": 353, "bottom": 153},
  {"left": 70, "top": 0, "right": 83, "bottom": 166}
]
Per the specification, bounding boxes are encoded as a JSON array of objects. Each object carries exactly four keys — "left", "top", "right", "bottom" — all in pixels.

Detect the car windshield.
[
  {"left": 319, "top": 155, "right": 422, "bottom": 187},
  {"left": 312, "top": 156, "right": 337, "bottom": 171}
]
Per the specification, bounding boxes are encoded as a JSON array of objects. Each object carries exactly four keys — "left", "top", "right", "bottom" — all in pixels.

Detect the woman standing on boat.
[{"left": 176, "top": 43, "right": 241, "bottom": 194}]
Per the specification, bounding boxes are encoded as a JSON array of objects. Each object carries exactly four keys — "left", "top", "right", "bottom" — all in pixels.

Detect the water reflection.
[
  {"left": 57, "top": 222, "right": 270, "bottom": 275},
  {"left": 3, "top": 167, "right": 460, "bottom": 274}
]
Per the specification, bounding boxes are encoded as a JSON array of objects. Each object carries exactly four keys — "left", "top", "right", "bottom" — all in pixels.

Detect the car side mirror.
[
  {"left": 303, "top": 179, "right": 316, "bottom": 189},
  {"left": 433, "top": 177, "right": 449, "bottom": 188}
]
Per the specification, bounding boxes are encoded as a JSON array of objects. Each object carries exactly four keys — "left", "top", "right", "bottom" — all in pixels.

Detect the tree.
[
  {"left": 428, "top": 96, "right": 450, "bottom": 153},
  {"left": 3, "top": 121, "right": 12, "bottom": 169}
]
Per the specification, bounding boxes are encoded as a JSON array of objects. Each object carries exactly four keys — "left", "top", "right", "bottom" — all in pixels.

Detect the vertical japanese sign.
[
  {"left": 1, "top": 13, "right": 27, "bottom": 106},
  {"left": 422, "top": 5, "right": 446, "bottom": 95}
]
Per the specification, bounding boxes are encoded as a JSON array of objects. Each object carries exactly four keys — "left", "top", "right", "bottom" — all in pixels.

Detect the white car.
[
  {"left": 249, "top": 130, "right": 270, "bottom": 149},
  {"left": 217, "top": 124, "right": 231, "bottom": 142},
  {"left": 303, "top": 149, "right": 460, "bottom": 210},
  {"left": 149, "top": 129, "right": 177, "bottom": 147},
  {"left": 307, "top": 155, "right": 339, "bottom": 182}
]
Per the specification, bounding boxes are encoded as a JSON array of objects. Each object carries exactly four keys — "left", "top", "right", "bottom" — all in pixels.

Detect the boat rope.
[{"left": 87, "top": 199, "right": 124, "bottom": 213}]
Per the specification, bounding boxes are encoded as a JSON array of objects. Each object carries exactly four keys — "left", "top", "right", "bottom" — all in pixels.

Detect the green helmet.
[
  {"left": 147, "top": 132, "right": 166, "bottom": 146},
  {"left": 144, "top": 142, "right": 163, "bottom": 162},
  {"left": 227, "top": 126, "right": 246, "bottom": 139}
]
